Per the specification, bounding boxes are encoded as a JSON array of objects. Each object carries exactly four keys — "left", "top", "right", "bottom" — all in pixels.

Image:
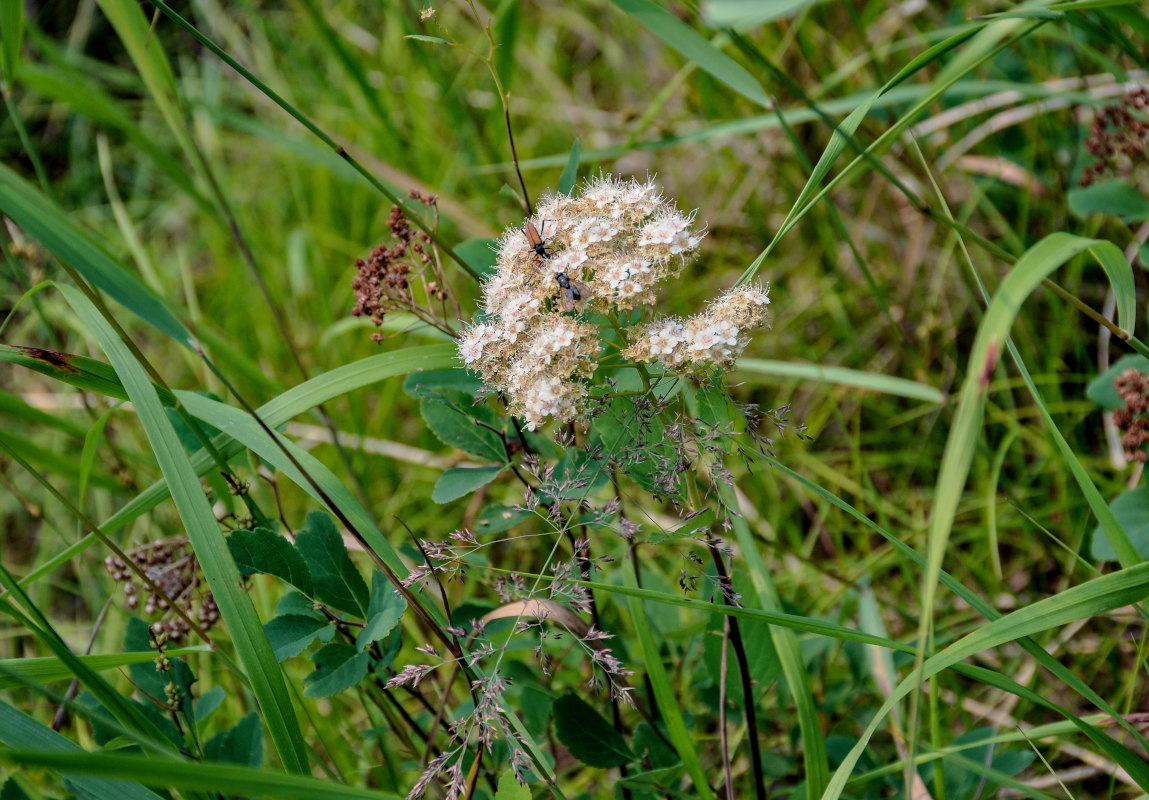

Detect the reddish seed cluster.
[
  {"left": 351, "top": 192, "right": 451, "bottom": 342},
  {"left": 1080, "top": 87, "right": 1149, "bottom": 187},
  {"left": 104, "top": 538, "right": 219, "bottom": 640},
  {"left": 1113, "top": 368, "right": 1149, "bottom": 462}
]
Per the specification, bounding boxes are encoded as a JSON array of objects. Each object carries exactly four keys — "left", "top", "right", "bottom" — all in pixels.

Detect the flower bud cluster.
[{"left": 623, "top": 285, "right": 771, "bottom": 371}]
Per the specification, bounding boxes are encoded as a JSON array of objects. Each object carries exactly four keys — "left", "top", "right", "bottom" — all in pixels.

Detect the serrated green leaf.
[
  {"left": 356, "top": 571, "right": 407, "bottom": 651},
  {"left": 228, "top": 528, "right": 313, "bottom": 597},
  {"left": 432, "top": 465, "right": 507, "bottom": 503},
  {"left": 552, "top": 693, "right": 635, "bottom": 768},
  {"left": 421, "top": 388, "right": 507, "bottom": 462},
  {"left": 303, "top": 644, "right": 370, "bottom": 698},
  {"left": 263, "top": 615, "right": 333, "bottom": 662},
  {"left": 204, "top": 713, "right": 262, "bottom": 767},
  {"left": 295, "top": 511, "right": 369, "bottom": 618}
]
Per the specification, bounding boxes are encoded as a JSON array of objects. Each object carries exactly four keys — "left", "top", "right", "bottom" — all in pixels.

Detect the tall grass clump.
[{"left": 2, "top": 2, "right": 1149, "bottom": 800}]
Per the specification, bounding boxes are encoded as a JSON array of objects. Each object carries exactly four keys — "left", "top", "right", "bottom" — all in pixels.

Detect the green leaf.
[
  {"left": 403, "top": 368, "right": 484, "bottom": 400},
  {"left": 355, "top": 571, "right": 407, "bottom": 651},
  {"left": 303, "top": 644, "right": 370, "bottom": 698},
  {"left": 612, "top": 0, "right": 770, "bottom": 108},
  {"left": 421, "top": 388, "right": 507, "bottom": 462},
  {"left": 633, "top": 722, "right": 678, "bottom": 769},
  {"left": 228, "top": 528, "right": 314, "bottom": 597},
  {"left": 473, "top": 503, "right": 534, "bottom": 534},
  {"left": 404, "top": 34, "right": 452, "bottom": 45},
  {"left": 1086, "top": 354, "right": 1149, "bottom": 410},
  {"left": 0, "top": 166, "right": 190, "bottom": 345},
  {"left": 432, "top": 465, "right": 507, "bottom": 503},
  {"left": 0, "top": 344, "right": 176, "bottom": 406},
  {"left": 58, "top": 284, "right": 309, "bottom": 773},
  {"left": 493, "top": 0, "right": 520, "bottom": 91},
  {"left": 455, "top": 238, "right": 499, "bottom": 279},
  {"left": 702, "top": 607, "right": 781, "bottom": 705},
  {"left": 1, "top": 777, "right": 30, "bottom": 800},
  {"left": 559, "top": 138, "right": 581, "bottom": 195},
  {"left": 701, "top": 0, "right": 814, "bottom": 29},
  {"left": 295, "top": 511, "right": 370, "bottom": 618},
  {"left": 0, "top": 0, "right": 24, "bottom": 79},
  {"left": 1068, "top": 180, "right": 1149, "bottom": 222},
  {"left": 263, "top": 615, "right": 333, "bottom": 662},
  {"left": 1092, "top": 484, "right": 1149, "bottom": 561},
  {"left": 204, "top": 713, "right": 263, "bottom": 768},
  {"left": 552, "top": 693, "right": 635, "bottom": 768},
  {"left": 495, "top": 772, "right": 530, "bottom": 800},
  {"left": 735, "top": 358, "right": 945, "bottom": 403}
]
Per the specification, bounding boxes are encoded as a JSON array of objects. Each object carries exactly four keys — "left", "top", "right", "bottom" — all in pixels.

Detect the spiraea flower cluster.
[
  {"left": 458, "top": 175, "right": 768, "bottom": 429},
  {"left": 1113, "top": 368, "right": 1149, "bottom": 462},
  {"left": 104, "top": 538, "right": 219, "bottom": 640},
  {"left": 623, "top": 284, "right": 771, "bottom": 370}
]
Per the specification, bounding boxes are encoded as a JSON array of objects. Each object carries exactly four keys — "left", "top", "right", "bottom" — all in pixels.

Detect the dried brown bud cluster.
[
  {"left": 1080, "top": 87, "right": 1149, "bottom": 187},
  {"left": 104, "top": 538, "right": 219, "bottom": 640},
  {"left": 1113, "top": 367, "right": 1149, "bottom": 462},
  {"left": 351, "top": 192, "right": 457, "bottom": 340}
]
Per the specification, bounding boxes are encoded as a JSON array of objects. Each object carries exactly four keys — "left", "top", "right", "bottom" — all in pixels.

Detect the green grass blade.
[
  {"left": 0, "top": 750, "right": 404, "bottom": 800},
  {"left": 0, "top": 702, "right": 166, "bottom": 800},
  {"left": 920, "top": 234, "right": 1139, "bottom": 652},
  {"left": 717, "top": 483, "right": 829, "bottom": 799},
  {"left": 0, "top": 648, "right": 209, "bottom": 691},
  {"left": 611, "top": 0, "right": 769, "bottom": 108},
  {"left": 820, "top": 562, "right": 1149, "bottom": 799},
  {"left": 622, "top": 564, "right": 715, "bottom": 800},
  {"left": 0, "top": 165, "right": 191, "bottom": 345},
  {"left": 734, "top": 359, "right": 945, "bottom": 403},
  {"left": 0, "top": 0, "right": 23, "bottom": 79},
  {"left": 0, "top": 343, "right": 177, "bottom": 406},
  {"left": 58, "top": 283, "right": 310, "bottom": 774},
  {"left": 0, "top": 568, "right": 174, "bottom": 751}
]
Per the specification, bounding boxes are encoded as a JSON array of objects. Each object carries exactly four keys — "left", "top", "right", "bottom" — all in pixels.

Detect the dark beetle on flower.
[{"left": 521, "top": 220, "right": 555, "bottom": 260}]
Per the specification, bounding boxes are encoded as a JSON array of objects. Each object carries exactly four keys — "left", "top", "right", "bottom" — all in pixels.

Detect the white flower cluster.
[
  {"left": 623, "top": 285, "right": 771, "bottom": 370},
  {"left": 458, "top": 175, "right": 705, "bottom": 429}
]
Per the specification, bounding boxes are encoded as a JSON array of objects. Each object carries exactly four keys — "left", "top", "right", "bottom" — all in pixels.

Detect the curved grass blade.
[
  {"left": 919, "top": 234, "right": 1139, "bottom": 656},
  {"left": 611, "top": 0, "right": 769, "bottom": 108},
  {"left": 59, "top": 283, "right": 310, "bottom": 774},
  {"left": 735, "top": 359, "right": 945, "bottom": 403},
  {"left": 820, "top": 561, "right": 1149, "bottom": 799}
]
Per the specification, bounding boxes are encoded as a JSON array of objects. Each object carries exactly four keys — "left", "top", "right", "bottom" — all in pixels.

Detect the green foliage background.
[{"left": 2, "top": 1, "right": 1149, "bottom": 798}]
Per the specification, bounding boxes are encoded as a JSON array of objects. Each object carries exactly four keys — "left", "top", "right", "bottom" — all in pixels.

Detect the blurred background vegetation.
[{"left": 3, "top": 0, "right": 1149, "bottom": 797}]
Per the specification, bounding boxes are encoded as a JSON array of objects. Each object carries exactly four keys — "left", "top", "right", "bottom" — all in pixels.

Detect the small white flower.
[{"left": 458, "top": 323, "right": 499, "bottom": 364}]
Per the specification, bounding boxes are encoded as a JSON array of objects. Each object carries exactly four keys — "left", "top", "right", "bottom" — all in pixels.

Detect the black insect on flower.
[{"left": 521, "top": 220, "right": 555, "bottom": 260}]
